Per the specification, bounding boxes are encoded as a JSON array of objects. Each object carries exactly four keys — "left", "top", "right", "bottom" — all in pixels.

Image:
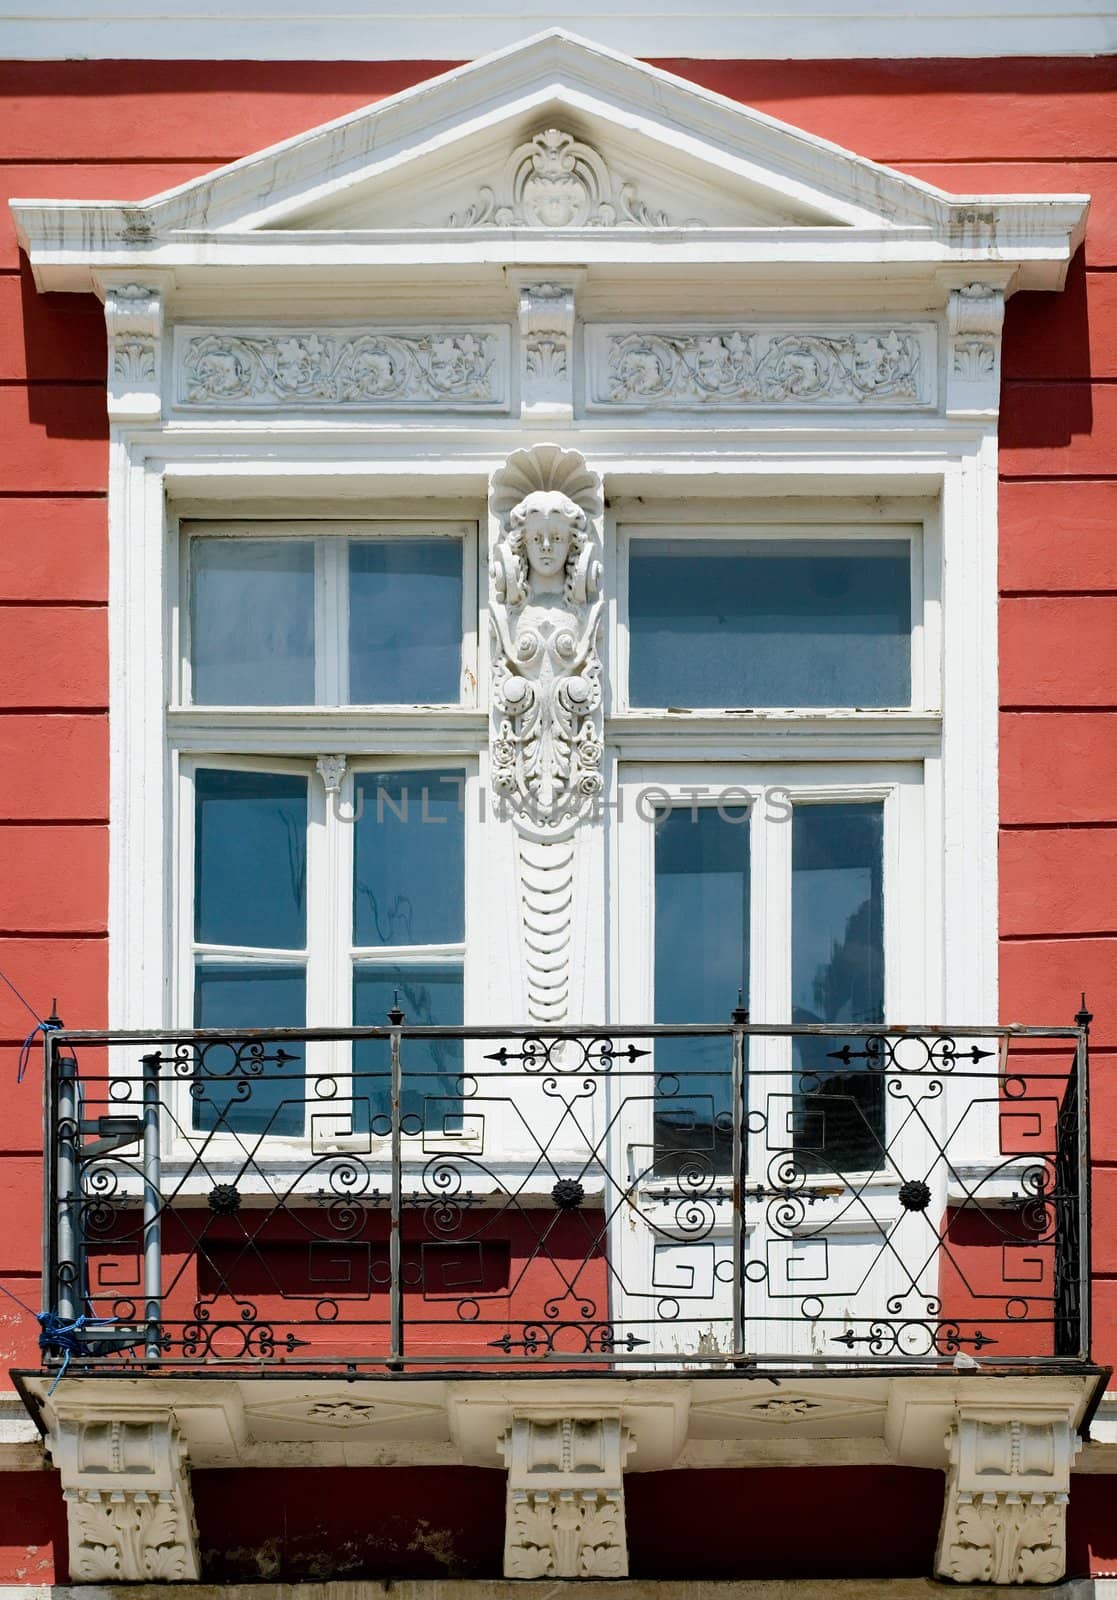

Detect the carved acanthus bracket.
[
  {"left": 518, "top": 282, "right": 577, "bottom": 426},
  {"left": 103, "top": 280, "right": 165, "bottom": 421},
  {"left": 935, "top": 1410, "right": 1080, "bottom": 1585},
  {"left": 50, "top": 1414, "right": 200, "bottom": 1582},
  {"left": 945, "top": 282, "right": 1006, "bottom": 416},
  {"left": 500, "top": 1415, "right": 633, "bottom": 1579}
]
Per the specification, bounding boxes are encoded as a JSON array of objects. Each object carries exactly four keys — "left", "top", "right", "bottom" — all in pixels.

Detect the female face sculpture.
[{"left": 510, "top": 489, "right": 585, "bottom": 590}]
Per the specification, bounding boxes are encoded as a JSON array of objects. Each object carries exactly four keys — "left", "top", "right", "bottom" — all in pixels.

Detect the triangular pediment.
[
  {"left": 159, "top": 32, "right": 932, "bottom": 238},
  {"left": 11, "top": 28, "right": 1089, "bottom": 292},
  {"left": 251, "top": 101, "right": 855, "bottom": 234}
]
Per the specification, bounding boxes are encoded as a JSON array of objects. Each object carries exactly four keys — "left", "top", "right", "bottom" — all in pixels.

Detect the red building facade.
[{"left": 0, "top": 17, "right": 1115, "bottom": 1592}]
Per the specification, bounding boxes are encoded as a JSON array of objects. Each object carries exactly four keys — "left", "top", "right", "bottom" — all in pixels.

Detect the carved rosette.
[
  {"left": 50, "top": 1415, "right": 200, "bottom": 1582},
  {"left": 501, "top": 1416, "right": 631, "bottom": 1579},
  {"left": 935, "top": 1412, "right": 1080, "bottom": 1585}
]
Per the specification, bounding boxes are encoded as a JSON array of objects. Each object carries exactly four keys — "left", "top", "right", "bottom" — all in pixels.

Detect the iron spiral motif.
[{"left": 42, "top": 1023, "right": 1087, "bottom": 1372}]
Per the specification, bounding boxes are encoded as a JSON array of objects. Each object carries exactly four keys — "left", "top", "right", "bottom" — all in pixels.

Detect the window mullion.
[{"left": 317, "top": 536, "right": 345, "bottom": 705}]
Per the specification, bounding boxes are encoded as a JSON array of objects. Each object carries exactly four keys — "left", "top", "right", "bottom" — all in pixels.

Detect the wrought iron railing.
[{"left": 40, "top": 1018, "right": 1091, "bottom": 1375}]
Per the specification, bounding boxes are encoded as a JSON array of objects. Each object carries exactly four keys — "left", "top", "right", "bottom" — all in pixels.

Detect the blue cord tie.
[
  {"left": 17, "top": 1017, "right": 60, "bottom": 1084},
  {"left": 37, "top": 1310, "right": 122, "bottom": 1395}
]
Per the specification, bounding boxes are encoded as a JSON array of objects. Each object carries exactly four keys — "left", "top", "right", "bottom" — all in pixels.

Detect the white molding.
[
  {"left": 1, "top": 4, "right": 1114, "bottom": 61},
  {"left": 9, "top": 32, "right": 1088, "bottom": 296}
]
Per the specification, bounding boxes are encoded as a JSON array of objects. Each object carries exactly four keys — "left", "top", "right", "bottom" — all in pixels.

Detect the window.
[
  {"left": 620, "top": 763, "right": 924, "bottom": 1179},
  {"left": 183, "top": 520, "right": 475, "bottom": 707},
  {"left": 621, "top": 522, "right": 925, "bottom": 712},
  {"left": 182, "top": 758, "right": 469, "bottom": 1142},
  {"left": 174, "top": 514, "right": 478, "bottom": 1145}
]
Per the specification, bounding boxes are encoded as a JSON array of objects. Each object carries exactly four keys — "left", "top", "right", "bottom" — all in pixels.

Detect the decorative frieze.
[
  {"left": 518, "top": 282, "right": 576, "bottom": 425},
  {"left": 104, "top": 281, "right": 164, "bottom": 420},
  {"left": 588, "top": 323, "right": 935, "bottom": 409},
  {"left": 935, "top": 1411, "right": 1080, "bottom": 1585},
  {"left": 174, "top": 325, "right": 509, "bottom": 410},
  {"left": 448, "top": 127, "right": 692, "bottom": 229},
  {"left": 501, "top": 1415, "right": 632, "bottom": 1579},
  {"left": 50, "top": 1415, "right": 200, "bottom": 1582}
]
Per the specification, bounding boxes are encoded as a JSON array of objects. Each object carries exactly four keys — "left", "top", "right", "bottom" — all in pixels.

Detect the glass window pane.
[
  {"left": 629, "top": 538, "right": 911, "bottom": 709},
  {"left": 192, "top": 964, "right": 305, "bottom": 1136},
  {"left": 654, "top": 805, "right": 749, "bottom": 1171},
  {"left": 353, "top": 964, "right": 463, "bottom": 1133},
  {"left": 353, "top": 769, "right": 464, "bottom": 947},
  {"left": 191, "top": 539, "right": 315, "bottom": 705},
  {"left": 792, "top": 801, "right": 885, "bottom": 1173},
  {"left": 195, "top": 768, "right": 307, "bottom": 950},
  {"left": 349, "top": 539, "right": 462, "bottom": 704}
]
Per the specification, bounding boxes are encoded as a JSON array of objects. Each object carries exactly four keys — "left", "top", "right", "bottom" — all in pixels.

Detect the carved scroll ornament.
[
  {"left": 450, "top": 127, "right": 691, "bottom": 229},
  {"left": 489, "top": 445, "right": 604, "bottom": 1024},
  {"left": 489, "top": 445, "right": 604, "bottom": 833}
]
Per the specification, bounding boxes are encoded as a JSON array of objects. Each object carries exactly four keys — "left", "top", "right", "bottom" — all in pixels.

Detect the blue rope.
[
  {"left": 16, "top": 1017, "right": 60, "bottom": 1084},
  {"left": 37, "top": 1310, "right": 125, "bottom": 1394}
]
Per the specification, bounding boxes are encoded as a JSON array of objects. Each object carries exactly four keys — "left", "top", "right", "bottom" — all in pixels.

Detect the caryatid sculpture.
[{"left": 489, "top": 446, "right": 604, "bottom": 1022}]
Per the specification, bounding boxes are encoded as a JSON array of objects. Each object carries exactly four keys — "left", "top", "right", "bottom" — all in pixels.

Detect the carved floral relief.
[
  {"left": 176, "top": 326, "right": 507, "bottom": 408},
  {"left": 591, "top": 324, "right": 933, "bottom": 408}
]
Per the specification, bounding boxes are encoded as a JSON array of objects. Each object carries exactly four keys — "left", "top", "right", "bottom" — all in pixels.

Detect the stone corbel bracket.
[
  {"left": 935, "top": 1409, "right": 1081, "bottom": 1585},
  {"left": 49, "top": 1412, "right": 201, "bottom": 1581},
  {"left": 945, "top": 280, "right": 1007, "bottom": 417},
  {"left": 515, "top": 279, "right": 578, "bottom": 426},
  {"left": 500, "top": 1414, "right": 634, "bottom": 1579},
  {"left": 100, "top": 276, "right": 169, "bottom": 422}
]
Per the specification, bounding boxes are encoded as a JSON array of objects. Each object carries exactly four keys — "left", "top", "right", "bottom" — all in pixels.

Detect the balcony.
[{"left": 16, "top": 1019, "right": 1105, "bottom": 1584}]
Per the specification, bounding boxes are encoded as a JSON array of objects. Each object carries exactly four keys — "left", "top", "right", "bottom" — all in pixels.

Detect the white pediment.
[{"left": 11, "top": 28, "right": 1088, "bottom": 291}]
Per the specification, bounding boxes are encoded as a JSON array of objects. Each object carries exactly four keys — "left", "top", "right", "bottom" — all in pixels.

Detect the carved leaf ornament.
[
  {"left": 450, "top": 127, "right": 692, "bottom": 229},
  {"left": 181, "top": 329, "right": 501, "bottom": 407}
]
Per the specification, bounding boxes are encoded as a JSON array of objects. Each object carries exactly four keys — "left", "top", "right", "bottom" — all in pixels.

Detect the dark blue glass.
[
  {"left": 191, "top": 538, "right": 315, "bottom": 705},
  {"left": 792, "top": 802, "right": 885, "bottom": 1172},
  {"left": 629, "top": 538, "right": 911, "bottom": 708},
  {"left": 654, "top": 806, "right": 749, "bottom": 1170},
  {"left": 353, "top": 964, "right": 464, "bottom": 1134},
  {"left": 192, "top": 963, "right": 305, "bottom": 1136},
  {"left": 353, "top": 769, "right": 464, "bottom": 947},
  {"left": 195, "top": 768, "right": 307, "bottom": 950},
  {"left": 349, "top": 539, "right": 462, "bottom": 704}
]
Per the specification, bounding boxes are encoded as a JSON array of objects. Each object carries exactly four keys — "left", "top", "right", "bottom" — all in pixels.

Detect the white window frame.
[
  {"left": 175, "top": 517, "right": 479, "bottom": 711},
  {"left": 171, "top": 749, "right": 480, "bottom": 1162},
  {"left": 613, "top": 758, "right": 928, "bottom": 1185},
  {"left": 612, "top": 502, "right": 940, "bottom": 718}
]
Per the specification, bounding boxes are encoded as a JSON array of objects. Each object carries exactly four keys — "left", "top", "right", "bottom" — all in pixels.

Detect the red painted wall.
[{"left": 0, "top": 54, "right": 1114, "bottom": 1581}]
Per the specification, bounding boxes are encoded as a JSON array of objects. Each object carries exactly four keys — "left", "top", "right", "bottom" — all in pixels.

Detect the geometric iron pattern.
[{"left": 42, "top": 1019, "right": 1090, "bottom": 1375}]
